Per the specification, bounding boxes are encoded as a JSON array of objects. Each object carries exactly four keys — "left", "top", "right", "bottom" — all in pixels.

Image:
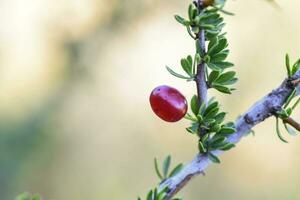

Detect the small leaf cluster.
[
  {"left": 206, "top": 35, "right": 237, "bottom": 93},
  {"left": 166, "top": 54, "right": 200, "bottom": 81},
  {"left": 274, "top": 54, "right": 300, "bottom": 143},
  {"left": 285, "top": 54, "right": 300, "bottom": 77},
  {"left": 170, "top": 3, "right": 237, "bottom": 94},
  {"left": 15, "top": 193, "right": 40, "bottom": 200},
  {"left": 186, "top": 96, "right": 236, "bottom": 163},
  {"left": 174, "top": 3, "right": 231, "bottom": 40},
  {"left": 137, "top": 187, "right": 182, "bottom": 200},
  {"left": 138, "top": 156, "right": 183, "bottom": 200},
  {"left": 276, "top": 88, "right": 300, "bottom": 142},
  {"left": 154, "top": 155, "right": 183, "bottom": 182}
]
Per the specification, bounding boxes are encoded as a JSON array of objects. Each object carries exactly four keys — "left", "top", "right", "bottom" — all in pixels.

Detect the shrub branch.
[{"left": 159, "top": 69, "right": 300, "bottom": 200}]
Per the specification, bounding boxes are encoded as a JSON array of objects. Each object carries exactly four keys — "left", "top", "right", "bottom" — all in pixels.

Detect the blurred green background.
[{"left": 1, "top": 0, "right": 300, "bottom": 199}]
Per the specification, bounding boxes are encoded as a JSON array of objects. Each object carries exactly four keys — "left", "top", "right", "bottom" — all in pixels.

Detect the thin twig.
[
  {"left": 195, "top": 0, "right": 208, "bottom": 106},
  {"left": 291, "top": 78, "right": 300, "bottom": 86},
  {"left": 283, "top": 117, "right": 300, "bottom": 131}
]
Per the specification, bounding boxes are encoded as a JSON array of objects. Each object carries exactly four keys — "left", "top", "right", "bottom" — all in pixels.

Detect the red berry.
[{"left": 149, "top": 85, "right": 188, "bottom": 122}]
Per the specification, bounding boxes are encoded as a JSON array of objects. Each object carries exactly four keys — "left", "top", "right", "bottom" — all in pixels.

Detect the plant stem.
[
  {"left": 195, "top": 0, "right": 208, "bottom": 107},
  {"left": 283, "top": 117, "right": 300, "bottom": 131},
  {"left": 195, "top": 0, "right": 208, "bottom": 141},
  {"left": 291, "top": 78, "right": 300, "bottom": 86}
]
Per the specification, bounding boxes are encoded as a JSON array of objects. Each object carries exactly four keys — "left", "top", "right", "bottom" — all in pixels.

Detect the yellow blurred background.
[{"left": 1, "top": 0, "right": 300, "bottom": 199}]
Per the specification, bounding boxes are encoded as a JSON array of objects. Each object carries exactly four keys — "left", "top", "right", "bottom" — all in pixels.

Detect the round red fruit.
[{"left": 149, "top": 85, "right": 188, "bottom": 122}]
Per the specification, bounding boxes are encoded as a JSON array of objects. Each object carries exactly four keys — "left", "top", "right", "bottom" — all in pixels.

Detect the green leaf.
[
  {"left": 292, "top": 59, "right": 300, "bottom": 75},
  {"left": 188, "top": 4, "right": 197, "bottom": 21},
  {"left": 146, "top": 190, "right": 153, "bottom": 200},
  {"left": 186, "top": 26, "right": 196, "bottom": 39},
  {"left": 219, "top": 143, "right": 236, "bottom": 151},
  {"left": 32, "top": 196, "right": 40, "bottom": 200},
  {"left": 174, "top": 15, "right": 190, "bottom": 26},
  {"left": 208, "top": 152, "right": 221, "bottom": 163},
  {"left": 210, "top": 123, "right": 221, "bottom": 132},
  {"left": 213, "top": 61, "right": 234, "bottom": 69},
  {"left": 209, "top": 37, "right": 228, "bottom": 56},
  {"left": 200, "top": 24, "right": 216, "bottom": 30},
  {"left": 157, "top": 188, "right": 166, "bottom": 200},
  {"left": 15, "top": 193, "right": 41, "bottom": 200},
  {"left": 191, "top": 95, "right": 200, "bottom": 116},
  {"left": 169, "top": 163, "right": 184, "bottom": 177},
  {"left": 277, "top": 109, "right": 289, "bottom": 119},
  {"left": 187, "top": 55, "right": 193, "bottom": 67},
  {"left": 212, "top": 84, "right": 232, "bottom": 94},
  {"left": 286, "top": 108, "right": 293, "bottom": 116},
  {"left": 207, "top": 37, "right": 219, "bottom": 56},
  {"left": 219, "top": 126, "right": 236, "bottom": 134},
  {"left": 208, "top": 70, "right": 221, "bottom": 85},
  {"left": 208, "top": 37, "right": 218, "bottom": 52},
  {"left": 198, "top": 101, "right": 207, "bottom": 116},
  {"left": 221, "top": 78, "right": 238, "bottom": 85},
  {"left": 166, "top": 66, "right": 193, "bottom": 80},
  {"left": 198, "top": 141, "right": 207, "bottom": 153},
  {"left": 181, "top": 58, "right": 193, "bottom": 76},
  {"left": 203, "top": 101, "right": 219, "bottom": 116},
  {"left": 215, "top": 71, "right": 236, "bottom": 84},
  {"left": 214, "top": 112, "right": 226, "bottom": 124},
  {"left": 204, "top": 107, "right": 219, "bottom": 119},
  {"left": 186, "top": 122, "right": 199, "bottom": 134},
  {"left": 284, "top": 88, "right": 296, "bottom": 109},
  {"left": 184, "top": 113, "right": 197, "bottom": 122},
  {"left": 154, "top": 158, "right": 163, "bottom": 180},
  {"left": 207, "top": 63, "right": 222, "bottom": 71},
  {"left": 276, "top": 117, "right": 288, "bottom": 143},
  {"left": 206, "top": 28, "right": 221, "bottom": 36},
  {"left": 15, "top": 193, "right": 30, "bottom": 200},
  {"left": 191, "top": 26, "right": 200, "bottom": 34},
  {"left": 285, "top": 53, "right": 292, "bottom": 77},
  {"left": 214, "top": 37, "right": 228, "bottom": 54},
  {"left": 202, "top": 133, "right": 210, "bottom": 144},
  {"left": 210, "top": 136, "right": 227, "bottom": 147},
  {"left": 211, "top": 50, "right": 229, "bottom": 62},
  {"left": 163, "top": 155, "right": 171, "bottom": 178}
]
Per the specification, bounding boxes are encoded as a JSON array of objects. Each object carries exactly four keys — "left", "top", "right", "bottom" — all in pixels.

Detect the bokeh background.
[{"left": 1, "top": 0, "right": 300, "bottom": 199}]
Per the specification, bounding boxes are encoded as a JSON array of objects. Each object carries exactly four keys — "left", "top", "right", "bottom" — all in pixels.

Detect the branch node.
[{"left": 244, "top": 114, "right": 254, "bottom": 125}]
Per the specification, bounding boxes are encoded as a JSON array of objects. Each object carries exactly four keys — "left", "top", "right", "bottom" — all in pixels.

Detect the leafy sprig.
[
  {"left": 137, "top": 187, "right": 182, "bottom": 200},
  {"left": 170, "top": 3, "right": 237, "bottom": 95},
  {"left": 154, "top": 155, "right": 183, "bottom": 182},
  {"left": 166, "top": 54, "right": 200, "bottom": 81},
  {"left": 275, "top": 54, "right": 300, "bottom": 142},
  {"left": 285, "top": 54, "right": 300, "bottom": 77},
  {"left": 186, "top": 96, "right": 236, "bottom": 163},
  {"left": 15, "top": 193, "right": 40, "bottom": 200},
  {"left": 171, "top": 1, "right": 236, "bottom": 163},
  {"left": 138, "top": 155, "right": 183, "bottom": 200}
]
